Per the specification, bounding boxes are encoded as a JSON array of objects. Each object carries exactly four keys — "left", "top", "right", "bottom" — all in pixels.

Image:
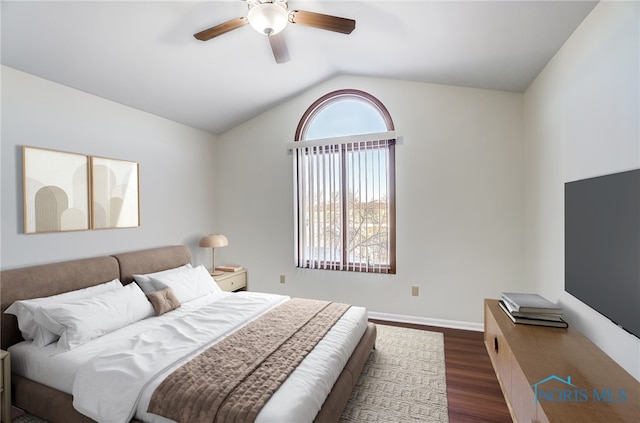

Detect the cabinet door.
[
  {"left": 511, "top": 363, "right": 549, "bottom": 423},
  {"left": 485, "top": 302, "right": 513, "bottom": 394}
]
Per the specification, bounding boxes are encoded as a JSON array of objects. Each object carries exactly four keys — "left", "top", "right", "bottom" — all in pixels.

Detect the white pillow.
[
  {"left": 32, "top": 321, "right": 62, "bottom": 348},
  {"left": 33, "top": 283, "right": 153, "bottom": 351},
  {"left": 150, "top": 264, "right": 221, "bottom": 303},
  {"left": 133, "top": 263, "right": 192, "bottom": 294},
  {"left": 4, "top": 279, "right": 123, "bottom": 345}
]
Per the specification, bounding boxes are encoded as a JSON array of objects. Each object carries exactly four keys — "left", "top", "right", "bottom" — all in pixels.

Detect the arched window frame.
[
  {"left": 295, "top": 89, "right": 395, "bottom": 141},
  {"left": 292, "top": 89, "right": 396, "bottom": 274}
]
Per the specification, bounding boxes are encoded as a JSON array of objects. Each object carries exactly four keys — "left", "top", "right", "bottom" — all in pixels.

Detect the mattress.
[{"left": 10, "top": 290, "right": 368, "bottom": 423}]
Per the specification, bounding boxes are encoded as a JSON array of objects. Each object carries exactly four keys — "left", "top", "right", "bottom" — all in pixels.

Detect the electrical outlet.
[
  {"left": 411, "top": 285, "right": 419, "bottom": 296},
  {"left": 280, "top": 275, "right": 286, "bottom": 284}
]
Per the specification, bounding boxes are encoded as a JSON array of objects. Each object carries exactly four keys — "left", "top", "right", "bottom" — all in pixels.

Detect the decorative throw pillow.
[{"left": 147, "top": 287, "right": 181, "bottom": 316}]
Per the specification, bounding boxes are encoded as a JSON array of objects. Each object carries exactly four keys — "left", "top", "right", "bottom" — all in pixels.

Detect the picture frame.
[
  {"left": 23, "top": 146, "right": 90, "bottom": 234},
  {"left": 91, "top": 156, "right": 140, "bottom": 229}
]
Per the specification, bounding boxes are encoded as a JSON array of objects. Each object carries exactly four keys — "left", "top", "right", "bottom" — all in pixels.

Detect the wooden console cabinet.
[{"left": 484, "top": 299, "right": 639, "bottom": 422}]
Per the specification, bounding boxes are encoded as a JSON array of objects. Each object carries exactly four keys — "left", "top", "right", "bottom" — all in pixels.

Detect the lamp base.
[{"left": 211, "top": 270, "right": 224, "bottom": 276}]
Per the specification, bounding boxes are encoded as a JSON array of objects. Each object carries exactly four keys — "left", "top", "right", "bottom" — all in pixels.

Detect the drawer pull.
[{"left": 494, "top": 336, "right": 499, "bottom": 353}]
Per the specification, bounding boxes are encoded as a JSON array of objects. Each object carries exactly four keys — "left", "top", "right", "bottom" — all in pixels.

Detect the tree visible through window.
[{"left": 292, "top": 89, "right": 396, "bottom": 273}]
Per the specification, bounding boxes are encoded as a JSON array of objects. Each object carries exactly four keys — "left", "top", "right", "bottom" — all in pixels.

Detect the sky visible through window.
[{"left": 305, "top": 100, "right": 387, "bottom": 140}]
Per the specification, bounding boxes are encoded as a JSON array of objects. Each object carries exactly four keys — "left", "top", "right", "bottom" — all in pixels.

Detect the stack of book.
[
  {"left": 499, "top": 292, "right": 568, "bottom": 328},
  {"left": 215, "top": 265, "right": 244, "bottom": 272}
]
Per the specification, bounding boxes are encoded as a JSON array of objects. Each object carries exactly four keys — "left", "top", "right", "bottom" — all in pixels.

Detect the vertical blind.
[{"left": 289, "top": 131, "right": 396, "bottom": 273}]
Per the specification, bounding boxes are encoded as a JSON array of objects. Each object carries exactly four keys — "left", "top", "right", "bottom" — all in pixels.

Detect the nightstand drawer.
[
  {"left": 1, "top": 350, "right": 10, "bottom": 423},
  {"left": 214, "top": 269, "right": 247, "bottom": 292}
]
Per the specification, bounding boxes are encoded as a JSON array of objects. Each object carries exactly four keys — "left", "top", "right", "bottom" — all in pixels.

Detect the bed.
[{"left": 1, "top": 245, "right": 377, "bottom": 423}]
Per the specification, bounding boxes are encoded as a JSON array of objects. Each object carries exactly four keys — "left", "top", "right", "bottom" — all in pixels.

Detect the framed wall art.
[
  {"left": 91, "top": 156, "right": 140, "bottom": 229},
  {"left": 23, "top": 146, "right": 90, "bottom": 234}
]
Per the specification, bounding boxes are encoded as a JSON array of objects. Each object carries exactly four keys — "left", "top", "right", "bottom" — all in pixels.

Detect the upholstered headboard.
[
  {"left": 0, "top": 245, "right": 191, "bottom": 351},
  {"left": 113, "top": 245, "right": 191, "bottom": 285}
]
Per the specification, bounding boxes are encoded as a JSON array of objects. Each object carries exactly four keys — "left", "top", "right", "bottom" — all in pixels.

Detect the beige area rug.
[
  {"left": 14, "top": 325, "right": 448, "bottom": 423},
  {"left": 339, "top": 324, "right": 449, "bottom": 423}
]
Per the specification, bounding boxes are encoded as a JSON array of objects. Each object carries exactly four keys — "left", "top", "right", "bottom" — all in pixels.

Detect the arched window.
[{"left": 291, "top": 89, "right": 396, "bottom": 274}]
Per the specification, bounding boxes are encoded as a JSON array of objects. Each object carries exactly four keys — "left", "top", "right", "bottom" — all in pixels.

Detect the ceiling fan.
[{"left": 193, "top": 0, "right": 356, "bottom": 64}]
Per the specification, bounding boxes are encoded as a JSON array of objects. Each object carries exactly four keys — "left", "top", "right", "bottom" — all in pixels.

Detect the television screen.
[{"left": 565, "top": 168, "right": 640, "bottom": 339}]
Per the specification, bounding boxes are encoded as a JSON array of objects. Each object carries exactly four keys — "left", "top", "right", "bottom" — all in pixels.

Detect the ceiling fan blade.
[
  {"left": 268, "top": 32, "right": 290, "bottom": 64},
  {"left": 289, "top": 10, "right": 355, "bottom": 34},
  {"left": 194, "top": 17, "right": 248, "bottom": 41}
]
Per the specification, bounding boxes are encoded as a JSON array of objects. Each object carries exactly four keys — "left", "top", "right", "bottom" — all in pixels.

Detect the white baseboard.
[{"left": 368, "top": 311, "right": 484, "bottom": 332}]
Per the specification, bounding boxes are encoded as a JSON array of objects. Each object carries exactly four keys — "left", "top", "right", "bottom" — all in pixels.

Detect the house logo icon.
[{"left": 531, "top": 375, "right": 576, "bottom": 403}]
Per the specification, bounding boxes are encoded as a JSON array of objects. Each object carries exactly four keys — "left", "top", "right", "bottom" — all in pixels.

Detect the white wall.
[
  {"left": 1, "top": 66, "right": 219, "bottom": 269},
  {"left": 524, "top": 1, "right": 640, "bottom": 380},
  {"left": 217, "top": 75, "right": 524, "bottom": 328}
]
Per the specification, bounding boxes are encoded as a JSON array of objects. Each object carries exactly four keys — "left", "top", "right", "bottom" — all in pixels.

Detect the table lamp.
[{"left": 199, "top": 234, "right": 228, "bottom": 276}]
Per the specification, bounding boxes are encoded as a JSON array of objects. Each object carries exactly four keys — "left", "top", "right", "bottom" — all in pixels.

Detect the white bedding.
[{"left": 10, "top": 290, "right": 368, "bottom": 423}]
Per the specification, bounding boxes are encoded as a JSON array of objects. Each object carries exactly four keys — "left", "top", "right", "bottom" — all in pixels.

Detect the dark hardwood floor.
[{"left": 370, "top": 319, "right": 513, "bottom": 423}]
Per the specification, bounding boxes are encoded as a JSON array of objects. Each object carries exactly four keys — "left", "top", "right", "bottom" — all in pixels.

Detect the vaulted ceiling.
[{"left": 1, "top": 1, "right": 598, "bottom": 135}]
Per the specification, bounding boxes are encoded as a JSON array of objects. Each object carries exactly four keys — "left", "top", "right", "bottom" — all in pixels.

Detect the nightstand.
[
  {"left": 1, "top": 350, "right": 10, "bottom": 423},
  {"left": 213, "top": 268, "right": 247, "bottom": 292}
]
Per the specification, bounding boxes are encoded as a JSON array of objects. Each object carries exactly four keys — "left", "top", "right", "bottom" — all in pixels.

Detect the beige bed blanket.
[{"left": 148, "top": 298, "right": 350, "bottom": 423}]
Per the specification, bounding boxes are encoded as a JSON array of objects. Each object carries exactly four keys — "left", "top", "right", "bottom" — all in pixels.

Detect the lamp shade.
[
  {"left": 247, "top": 3, "right": 288, "bottom": 35},
  {"left": 199, "top": 234, "right": 229, "bottom": 248}
]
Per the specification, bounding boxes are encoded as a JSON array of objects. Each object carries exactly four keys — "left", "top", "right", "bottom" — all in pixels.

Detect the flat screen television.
[{"left": 565, "top": 168, "right": 640, "bottom": 339}]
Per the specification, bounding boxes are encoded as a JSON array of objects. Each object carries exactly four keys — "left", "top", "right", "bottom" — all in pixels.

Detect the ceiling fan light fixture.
[{"left": 248, "top": 3, "right": 288, "bottom": 35}]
